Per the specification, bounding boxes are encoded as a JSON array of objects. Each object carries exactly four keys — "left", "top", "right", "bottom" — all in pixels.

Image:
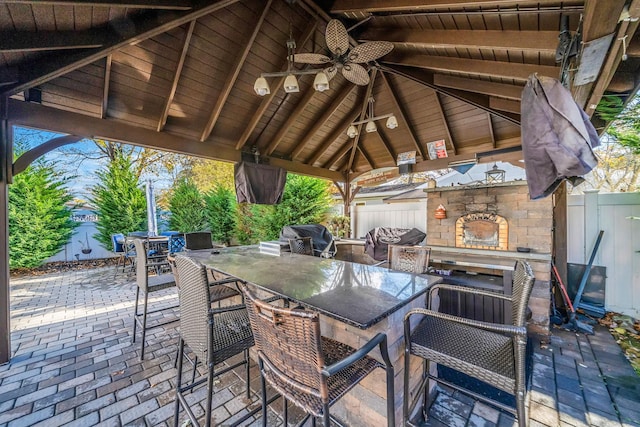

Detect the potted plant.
[{"left": 79, "top": 233, "right": 92, "bottom": 254}]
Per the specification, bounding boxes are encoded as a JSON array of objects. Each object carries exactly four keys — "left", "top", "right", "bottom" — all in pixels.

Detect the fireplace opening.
[{"left": 455, "top": 213, "right": 508, "bottom": 250}]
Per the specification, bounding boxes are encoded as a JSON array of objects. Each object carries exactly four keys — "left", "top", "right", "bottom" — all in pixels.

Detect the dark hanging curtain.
[{"left": 234, "top": 161, "right": 287, "bottom": 205}]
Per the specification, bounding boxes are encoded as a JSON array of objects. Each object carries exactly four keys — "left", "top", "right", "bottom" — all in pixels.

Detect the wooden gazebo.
[{"left": 1, "top": 0, "right": 639, "bottom": 362}]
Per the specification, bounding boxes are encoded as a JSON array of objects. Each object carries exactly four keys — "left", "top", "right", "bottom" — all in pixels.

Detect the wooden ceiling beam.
[
  {"left": 158, "top": 20, "right": 194, "bottom": 132},
  {"left": 7, "top": 99, "right": 343, "bottom": 181},
  {"left": 384, "top": 54, "right": 559, "bottom": 81},
  {"left": 0, "top": 0, "right": 192, "bottom": 9},
  {"left": 374, "top": 129, "right": 397, "bottom": 163},
  {"left": 434, "top": 91, "right": 456, "bottom": 156},
  {"left": 324, "top": 139, "right": 353, "bottom": 170},
  {"left": 0, "top": 30, "right": 104, "bottom": 53},
  {"left": 347, "top": 68, "right": 377, "bottom": 171},
  {"left": 487, "top": 112, "right": 495, "bottom": 148},
  {"left": 264, "top": 87, "right": 317, "bottom": 156},
  {"left": 433, "top": 74, "right": 523, "bottom": 100},
  {"left": 358, "top": 145, "right": 376, "bottom": 169},
  {"left": 359, "top": 29, "right": 558, "bottom": 53},
  {"left": 235, "top": 23, "right": 316, "bottom": 151},
  {"left": 331, "top": 0, "right": 573, "bottom": 13},
  {"left": 489, "top": 97, "right": 520, "bottom": 114},
  {"left": 290, "top": 84, "right": 355, "bottom": 161},
  {"left": 200, "top": 0, "right": 272, "bottom": 142},
  {"left": 381, "top": 64, "right": 521, "bottom": 124},
  {"left": 379, "top": 71, "right": 429, "bottom": 160},
  {"left": 306, "top": 107, "right": 361, "bottom": 166},
  {"left": 1, "top": 0, "right": 241, "bottom": 96},
  {"left": 101, "top": 55, "right": 112, "bottom": 119}
]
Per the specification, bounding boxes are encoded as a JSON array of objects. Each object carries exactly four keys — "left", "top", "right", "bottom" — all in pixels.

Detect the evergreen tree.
[
  {"left": 168, "top": 178, "right": 206, "bottom": 232},
  {"left": 90, "top": 149, "right": 146, "bottom": 249},
  {"left": 9, "top": 159, "right": 78, "bottom": 268},
  {"left": 204, "top": 185, "right": 236, "bottom": 246}
]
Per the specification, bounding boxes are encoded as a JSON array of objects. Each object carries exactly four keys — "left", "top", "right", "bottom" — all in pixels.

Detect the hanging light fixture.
[
  {"left": 347, "top": 96, "right": 398, "bottom": 138},
  {"left": 313, "top": 71, "right": 330, "bottom": 92},
  {"left": 283, "top": 73, "right": 299, "bottom": 93},
  {"left": 253, "top": 76, "right": 270, "bottom": 96}
]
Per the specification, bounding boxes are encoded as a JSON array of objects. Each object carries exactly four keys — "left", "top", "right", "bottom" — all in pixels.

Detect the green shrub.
[
  {"left": 9, "top": 160, "right": 78, "bottom": 268},
  {"left": 204, "top": 185, "right": 236, "bottom": 246},
  {"left": 90, "top": 150, "right": 146, "bottom": 249},
  {"left": 168, "top": 178, "right": 206, "bottom": 233}
]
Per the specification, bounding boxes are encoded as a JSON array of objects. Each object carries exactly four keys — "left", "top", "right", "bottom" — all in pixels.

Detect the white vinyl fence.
[
  {"left": 567, "top": 190, "right": 640, "bottom": 318},
  {"left": 351, "top": 201, "right": 427, "bottom": 239}
]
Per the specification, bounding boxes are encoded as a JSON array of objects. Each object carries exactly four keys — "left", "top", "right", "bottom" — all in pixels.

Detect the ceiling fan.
[{"left": 291, "top": 19, "right": 394, "bottom": 86}]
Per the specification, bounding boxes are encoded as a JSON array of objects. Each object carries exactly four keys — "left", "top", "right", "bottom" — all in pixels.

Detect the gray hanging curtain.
[
  {"left": 521, "top": 74, "right": 600, "bottom": 199},
  {"left": 234, "top": 161, "right": 287, "bottom": 204}
]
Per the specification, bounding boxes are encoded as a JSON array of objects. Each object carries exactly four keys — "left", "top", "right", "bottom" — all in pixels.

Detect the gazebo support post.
[{"left": 0, "top": 96, "right": 11, "bottom": 364}]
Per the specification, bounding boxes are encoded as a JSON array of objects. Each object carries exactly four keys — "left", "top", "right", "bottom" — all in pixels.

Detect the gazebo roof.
[{"left": 2, "top": 0, "right": 639, "bottom": 181}]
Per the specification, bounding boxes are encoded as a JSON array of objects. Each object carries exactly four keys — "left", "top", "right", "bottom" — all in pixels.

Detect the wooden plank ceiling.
[{"left": 2, "top": 0, "right": 639, "bottom": 181}]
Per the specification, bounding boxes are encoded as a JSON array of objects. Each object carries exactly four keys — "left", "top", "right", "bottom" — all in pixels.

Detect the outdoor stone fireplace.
[
  {"left": 425, "top": 181, "right": 558, "bottom": 337},
  {"left": 456, "top": 212, "right": 508, "bottom": 250}
]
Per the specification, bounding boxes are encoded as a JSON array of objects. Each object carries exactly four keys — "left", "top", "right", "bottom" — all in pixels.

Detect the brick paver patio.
[{"left": 1, "top": 265, "right": 639, "bottom": 426}]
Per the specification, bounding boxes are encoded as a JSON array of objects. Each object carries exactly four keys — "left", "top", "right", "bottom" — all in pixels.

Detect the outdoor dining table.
[{"left": 187, "top": 245, "right": 442, "bottom": 427}]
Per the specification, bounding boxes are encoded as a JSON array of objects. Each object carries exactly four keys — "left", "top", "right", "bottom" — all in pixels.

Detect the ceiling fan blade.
[
  {"left": 342, "top": 63, "right": 370, "bottom": 86},
  {"left": 326, "top": 19, "right": 350, "bottom": 56},
  {"left": 324, "top": 66, "right": 338, "bottom": 81},
  {"left": 348, "top": 41, "right": 395, "bottom": 63},
  {"left": 290, "top": 53, "right": 331, "bottom": 64}
]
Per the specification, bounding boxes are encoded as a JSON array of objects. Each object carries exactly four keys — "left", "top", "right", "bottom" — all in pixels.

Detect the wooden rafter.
[
  {"left": 489, "top": 97, "right": 520, "bottom": 114},
  {"left": 7, "top": 99, "right": 342, "bottom": 181},
  {"left": 101, "top": 55, "right": 112, "bottom": 119},
  {"left": 235, "top": 23, "right": 316, "bottom": 151},
  {"left": 0, "top": 0, "right": 192, "bottom": 8},
  {"left": 359, "top": 29, "right": 558, "bottom": 53},
  {"left": 381, "top": 64, "right": 521, "bottom": 124},
  {"left": 200, "top": 0, "right": 272, "bottom": 142},
  {"left": 158, "top": 20, "right": 195, "bottom": 132},
  {"left": 357, "top": 145, "right": 376, "bottom": 169},
  {"left": 379, "top": 71, "right": 429, "bottom": 160},
  {"left": 374, "top": 130, "right": 396, "bottom": 163},
  {"left": 1, "top": 0, "right": 241, "bottom": 96},
  {"left": 264, "top": 87, "right": 317, "bottom": 155},
  {"left": 383, "top": 54, "right": 559, "bottom": 81},
  {"left": 324, "top": 139, "right": 353, "bottom": 170},
  {"left": 487, "top": 112, "right": 495, "bottom": 149},
  {"left": 434, "top": 74, "right": 523, "bottom": 100},
  {"left": 434, "top": 91, "right": 456, "bottom": 156},
  {"left": 289, "top": 84, "right": 355, "bottom": 160},
  {"left": 0, "top": 31, "right": 104, "bottom": 53},
  {"left": 306, "top": 107, "right": 361, "bottom": 166},
  {"left": 331, "top": 0, "right": 571, "bottom": 13},
  {"left": 347, "top": 68, "right": 377, "bottom": 171}
]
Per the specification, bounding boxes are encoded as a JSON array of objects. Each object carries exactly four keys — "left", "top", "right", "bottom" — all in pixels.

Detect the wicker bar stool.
[
  {"left": 388, "top": 245, "right": 431, "bottom": 274},
  {"left": 403, "top": 260, "right": 535, "bottom": 427},
  {"left": 172, "top": 255, "right": 254, "bottom": 427},
  {"left": 241, "top": 284, "right": 396, "bottom": 427},
  {"left": 288, "top": 236, "right": 313, "bottom": 255},
  {"left": 132, "top": 238, "right": 178, "bottom": 360}
]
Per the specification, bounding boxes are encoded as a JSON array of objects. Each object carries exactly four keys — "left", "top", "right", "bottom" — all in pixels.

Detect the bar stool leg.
[
  {"left": 259, "top": 360, "right": 268, "bottom": 427},
  {"left": 174, "top": 338, "right": 185, "bottom": 427},
  {"left": 132, "top": 287, "right": 140, "bottom": 343},
  {"left": 140, "top": 290, "right": 149, "bottom": 360},
  {"left": 245, "top": 349, "right": 251, "bottom": 399}
]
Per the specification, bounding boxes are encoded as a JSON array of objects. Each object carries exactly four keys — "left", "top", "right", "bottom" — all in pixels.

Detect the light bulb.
[
  {"left": 313, "top": 71, "right": 329, "bottom": 92},
  {"left": 253, "top": 77, "right": 270, "bottom": 96},
  {"left": 386, "top": 115, "right": 398, "bottom": 129},
  {"left": 283, "top": 74, "right": 299, "bottom": 93},
  {"left": 347, "top": 125, "right": 358, "bottom": 138},
  {"left": 365, "top": 120, "right": 377, "bottom": 133}
]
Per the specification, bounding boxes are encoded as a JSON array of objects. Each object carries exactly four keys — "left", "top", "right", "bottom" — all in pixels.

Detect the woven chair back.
[
  {"left": 511, "top": 260, "right": 535, "bottom": 327},
  {"left": 388, "top": 245, "right": 431, "bottom": 274},
  {"left": 288, "top": 237, "right": 314, "bottom": 255},
  {"left": 242, "top": 285, "right": 328, "bottom": 401},
  {"left": 133, "top": 239, "right": 148, "bottom": 291},
  {"left": 174, "top": 255, "right": 211, "bottom": 361},
  {"left": 184, "top": 232, "right": 213, "bottom": 250}
]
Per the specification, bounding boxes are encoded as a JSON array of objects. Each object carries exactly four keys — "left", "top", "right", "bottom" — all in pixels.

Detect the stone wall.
[{"left": 425, "top": 181, "right": 554, "bottom": 337}]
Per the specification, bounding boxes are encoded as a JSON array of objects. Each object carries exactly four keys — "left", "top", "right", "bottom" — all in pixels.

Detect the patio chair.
[
  {"left": 184, "top": 231, "right": 214, "bottom": 250},
  {"left": 288, "top": 236, "right": 314, "bottom": 255},
  {"left": 388, "top": 245, "right": 431, "bottom": 274},
  {"left": 132, "top": 239, "right": 178, "bottom": 360},
  {"left": 172, "top": 255, "right": 254, "bottom": 427},
  {"left": 403, "top": 260, "right": 535, "bottom": 427},
  {"left": 240, "top": 284, "right": 396, "bottom": 427},
  {"left": 111, "top": 233, "right": 129, "bottom": 277}
]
